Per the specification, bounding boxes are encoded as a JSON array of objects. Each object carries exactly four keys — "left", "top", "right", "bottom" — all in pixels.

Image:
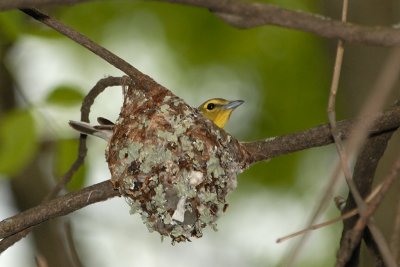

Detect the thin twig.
[
  {"left": 326, "top": 0, "right": 364, "bottom": 212},
  {"left": 276, "top": 183, "right": 383, "bottom": 243},
  {"left": 326, "top": 0, "right": 368, "bottom": 215}
]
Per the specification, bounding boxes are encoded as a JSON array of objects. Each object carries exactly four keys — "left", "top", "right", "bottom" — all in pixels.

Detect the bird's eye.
[{"left": 206, "top": 103, "right": 215, "bottom": 110}]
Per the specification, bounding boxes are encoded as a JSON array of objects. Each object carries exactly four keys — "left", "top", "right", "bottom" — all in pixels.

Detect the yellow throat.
[{"left": 198, "top": 98, "right": 244, "bottom": 128}]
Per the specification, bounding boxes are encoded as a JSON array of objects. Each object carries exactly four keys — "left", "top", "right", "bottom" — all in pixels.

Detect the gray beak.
[{"left": 222, "top": 100, "right": 244, "bottom": 110}]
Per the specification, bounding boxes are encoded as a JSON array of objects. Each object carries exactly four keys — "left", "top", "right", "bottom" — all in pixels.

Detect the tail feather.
[
  {"left": 97, "top": 117, "right": 114, "bottom": 126},
  {"left": 69, "top": 120, "right": 113, "bottom": 141}
]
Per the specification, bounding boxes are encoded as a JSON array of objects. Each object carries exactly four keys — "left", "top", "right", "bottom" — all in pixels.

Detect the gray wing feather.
[{"left": 69, "top": 120, "right": 113, "bottom": 141}]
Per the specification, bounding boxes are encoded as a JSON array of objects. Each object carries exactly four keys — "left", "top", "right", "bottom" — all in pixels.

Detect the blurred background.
[{"left": 1, "top": 0, "right": 400, "bottom": 266}]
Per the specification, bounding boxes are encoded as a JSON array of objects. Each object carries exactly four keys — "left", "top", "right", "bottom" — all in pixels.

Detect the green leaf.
[
  {"left": 45, "top": 85, "right": 84, "bottom": 107},
  {"left": 0, "top": 110, "right": 37, "bottom": 177},
  {"left": 54, "top": 138, "right": 87, "bottom": 191}
]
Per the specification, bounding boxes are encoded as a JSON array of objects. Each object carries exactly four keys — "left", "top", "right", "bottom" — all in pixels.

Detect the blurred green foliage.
[
  {"left": 54, "top": 138, "right": 87, "bottom": 191},
  {"left": 0, "top": 10, "right": 62, "bottom": 41},
  {"left": 0, "top": 11, "right": 24, "bottom": 42},
  {"left": 0, "top": 110, "right": 37, "bottom": 176},
  {"left": 45, "top": 85, "right": 84, "bottom": 107}
]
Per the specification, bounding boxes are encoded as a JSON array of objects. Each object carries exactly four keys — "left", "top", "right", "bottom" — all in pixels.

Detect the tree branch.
[
  {"left": 0, "top": 180, "right": 119, "bottom": 239},
  {"left": 242, "top": 105, "right": 400, "bottom": 164}
]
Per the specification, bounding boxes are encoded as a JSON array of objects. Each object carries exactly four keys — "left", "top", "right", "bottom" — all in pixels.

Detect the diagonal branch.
[{"left": 0, "top": 180, "right": 119, "bottom": 240}]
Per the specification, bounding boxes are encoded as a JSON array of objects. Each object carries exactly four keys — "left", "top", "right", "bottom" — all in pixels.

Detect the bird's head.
[{"left": 198, "top": 98, "right": 244, "bottom": 128}]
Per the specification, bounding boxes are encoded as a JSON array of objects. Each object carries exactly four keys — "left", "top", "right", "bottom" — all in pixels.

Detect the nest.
[{"left": 106, "top": 83, "right": 249, "bottom": 243}]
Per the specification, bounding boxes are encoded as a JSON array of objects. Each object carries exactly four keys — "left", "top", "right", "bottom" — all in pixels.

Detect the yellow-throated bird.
[
  {"left": 69, "top": 98, "right": 244, "bottom": 140},
  {"left": 197, "top": 98, "right": 244, "bottom": 128}
]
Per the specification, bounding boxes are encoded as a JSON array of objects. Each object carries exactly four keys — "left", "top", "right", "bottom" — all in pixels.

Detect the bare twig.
[
  {"left": 326, "top": 0, "right": 355, "bottom": 208},
  {"left": 276, "top": 183, "right": 383, "bottom": 243},
  {"left": 326, "top": 0, "right": 366, "bottom": 215}
]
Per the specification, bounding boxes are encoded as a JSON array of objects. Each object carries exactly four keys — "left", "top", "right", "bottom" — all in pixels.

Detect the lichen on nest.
[{"left": 106, "top": 83, "right": 249, "bottom": 243}]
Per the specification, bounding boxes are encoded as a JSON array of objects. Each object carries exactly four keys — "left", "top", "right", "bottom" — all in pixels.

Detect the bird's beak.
[{"left": 222, "top": 100, "right": 244, "bottom": 110}]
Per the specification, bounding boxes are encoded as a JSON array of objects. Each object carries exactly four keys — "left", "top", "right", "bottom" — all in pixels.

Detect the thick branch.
[
  {"left": 2, "top": 0, "right": 400, "bottom": 46},
  {"left": 0, "top": 180, "right": 119, "bottom": 239},
  {"left": 242, "top": 105, "right": 400, "bottom": 164}
]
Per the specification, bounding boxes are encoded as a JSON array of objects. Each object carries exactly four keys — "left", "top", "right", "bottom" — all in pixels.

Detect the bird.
[
  {"left": 69, "top": 98, "right": 244, "bottom": 141},
  {"left": 197, "top": 98, "right": 244, "bottom": 128}
]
